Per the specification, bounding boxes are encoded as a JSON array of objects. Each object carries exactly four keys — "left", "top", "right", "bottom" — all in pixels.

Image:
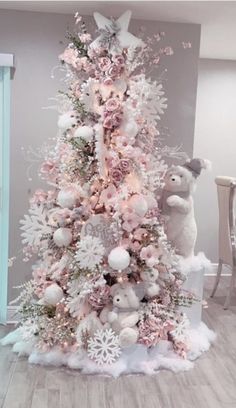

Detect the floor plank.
[{"left": 0, "top": 277, "right": 235, "bottom": 408}]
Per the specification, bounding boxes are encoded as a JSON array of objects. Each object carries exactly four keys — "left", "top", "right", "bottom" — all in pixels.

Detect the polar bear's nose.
[
  {"left": 171, "top": 177, "right": 176, "bottom": 181},
  {"left": 116, "top": 298, "right": 120, "bottom": 302}
]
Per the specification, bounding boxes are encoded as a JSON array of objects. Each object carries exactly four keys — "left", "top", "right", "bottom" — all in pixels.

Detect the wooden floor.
[{"left": 0, "top": 277, "right": 236, "bottom": 408}]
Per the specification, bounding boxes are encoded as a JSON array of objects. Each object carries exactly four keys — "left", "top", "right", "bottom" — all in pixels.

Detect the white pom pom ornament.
[
  {"left": 108, "top": 247, "right": 130, "bottom": 271},
  {"left": 58, "top": 112, "right": 77, "bottom": 131},
  {"left": 53, "top": 228, "right": 72, "bottom": 247},
  {"left": 44, "top": 283, "right": 64, "bottom": 305},
  {"left": 129, "top": 194, "right": 148, "bottom": 217},
  {"left": 74, "top": 126, "right": 94, "bottom": 142},
  {"left": 121, "top": 119, "right": 138, "bottom": 138},
  {"left": 57, "top": 187, "right": 78, "bottom": 209}
]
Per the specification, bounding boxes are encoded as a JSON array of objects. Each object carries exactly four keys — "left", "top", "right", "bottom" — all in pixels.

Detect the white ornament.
[
  {"left": 87, "top": 328, "right": 121, "bottom": 366},
  {"left": 120, "top": 116, "right": 138, "bottom": 138},
  {"left": 128, "top": 194, "right": 148, "bottom": 217},
  {"left": 44, "top": 283, "right": 64, "bottom": 306},
  {"left": 57, "top": 111, "right": 77, "bottom": 131},
  {"left": 90, "top": 10, "right": 144, "bottom": 51},
  {"left": 20, "top": 205, "right": 52, "bottom": 247},
  {"left": 57, "top": 187, "right": 78, "bottom": 209},
  {"left": 170, "top": 314, "right": 190, "bottom": 342},
  {"left": 108, "top": 247, "right": 130, "bottom": 271},
  {"left": 74, "top": 126, "right": 94, "bottom": 142},
  {"left": 75, "top": 236, "right": 105, "bottom": 270},
  {"left": 53, "top": 227, "right": 72, "bottom": 247}
]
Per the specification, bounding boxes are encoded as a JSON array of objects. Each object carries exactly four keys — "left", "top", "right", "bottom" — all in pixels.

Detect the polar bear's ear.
[{"left": 126, "top": 286, "right": 139, "bottom": 308}]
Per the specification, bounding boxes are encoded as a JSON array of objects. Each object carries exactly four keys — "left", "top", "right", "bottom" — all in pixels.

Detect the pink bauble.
[{"left": 53, "top": 228, "right": 72, "bottom": 247}]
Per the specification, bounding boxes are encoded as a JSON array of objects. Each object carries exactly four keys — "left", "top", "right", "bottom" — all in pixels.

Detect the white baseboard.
[{"left": 7, "top": 306, "right": 19, "bottom": 324}]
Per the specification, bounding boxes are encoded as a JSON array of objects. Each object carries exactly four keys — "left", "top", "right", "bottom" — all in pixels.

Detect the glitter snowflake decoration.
[
  {"left": 87, "top": 328, "right": 121, "bottom": 366},
  {"left": 75, "top": 236, "right": 105, "bottom": 270},
  {"left": 20, "top": 205, "right": 52, "bottom": 247},
  {"left": 170, "top": 314, "right": 190, "bottom": 342}
]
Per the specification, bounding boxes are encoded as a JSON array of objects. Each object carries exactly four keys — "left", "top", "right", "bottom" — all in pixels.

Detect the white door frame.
[{"left": 0, "top": 53, "right": 13, "bottom": 324}]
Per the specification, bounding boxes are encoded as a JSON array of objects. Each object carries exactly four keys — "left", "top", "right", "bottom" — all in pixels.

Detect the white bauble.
[
  {"left": 57, "top": 187, "right": 78, "bottom": 209},
  {"left": 108, "top": 247, "right": 130, "bottom": 271},
  {"left": 145, "top": 194, "right": 158, "bottom": 210},
  {"left": 121, "top": 119, "right": 138, "bottom": 138},
  {"left": 129, "top": 194, "right": 148, "bottom": 217},
  {"left": 58, "top": 112, "right": 77, "bottom": 131},
  {"left": 74, "top": 126, "right": 94, "bottom": 142},
  {"left": 44, "top": 283, "right": 64, "bottom": 305},
  {"left": 53, "top": 228, "right": 72, "bottom": 247}
]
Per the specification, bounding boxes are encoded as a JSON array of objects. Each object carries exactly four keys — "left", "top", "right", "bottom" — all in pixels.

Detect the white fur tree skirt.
[{"left": 1, "top": 322, "right": 215, "bottom": 377}]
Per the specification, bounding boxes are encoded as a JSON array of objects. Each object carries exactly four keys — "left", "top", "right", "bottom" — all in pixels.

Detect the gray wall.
[
  {"left": 0, "top": 9, "right": 200, "bottom": 302},
  {"left": 194, "top": 59, "right": 236, "bottom": 262}
]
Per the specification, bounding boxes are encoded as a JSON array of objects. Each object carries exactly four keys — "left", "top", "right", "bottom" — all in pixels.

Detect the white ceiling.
[{"left": 0, "top": 1, "right": 236, "bottom": 60}]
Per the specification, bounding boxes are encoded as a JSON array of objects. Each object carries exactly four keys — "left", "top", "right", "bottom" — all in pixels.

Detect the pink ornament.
[
  {"left": 59, "top": 48, "right": 78, "bottom": 68},
  {"left": 140, "top": 245, "right": 162, "bottom": 267},
  {"left": 87, "top": 285, "right": 111, "bottom": 309},
  {"left": 105, "top": 98, "right": 120, "bottom": 112},
  {"left": 99, "top": 184, "right": 117, "bottom": 205},
  {"left": 122, "top": 208, "right": 142, "bottom": 232}
]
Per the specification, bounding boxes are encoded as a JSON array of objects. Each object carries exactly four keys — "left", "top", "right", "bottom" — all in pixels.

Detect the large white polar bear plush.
[{"left": 160, "top": 158, "right": 210, "bottom": 258}]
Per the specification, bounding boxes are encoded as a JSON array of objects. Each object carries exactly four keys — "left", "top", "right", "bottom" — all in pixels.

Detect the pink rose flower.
[
  {"left": 79, "top": 33, "right": 92, "bottom": 43},
  {"left": 40, "top": 160, "right": 57, "bottom": 180},
  {"left": 103, "top": 112, "right": 123, "bottom": 129},
  {"left": 112, "top": 55, "right": 125, "bottom": 66},
  {"left": 98, "top": 57, "right": 112, "bottom": 71},
  {"left": 105, "top": 98, "right": 120, "bottom": 112},
  {"left": 103, "top": 77, "right": 114, "bottom": 86},
  {"left": 106, "top": 64, "right": 121, "bottom": 78},
  {"left": 133, "top": 227, "right": 148, "bottom": 241},
  {"left": 59, "top": 48, "right": 78, "bottom": 68},
  {"left": 140, "top": 245, "right": 162, "bottom": 267},
  {"left": 130, "top": 241, "right": 141, "bottom": 252},
  {"left": 110, "top": 167, "right": 123, "bottom": 185},
  {"left": 115, "top": 135, "right": 135, "bottom": 151},
  {"left": 122, "top": 208, "right": 141, "bottom": 232},
  {"left": 30, "top": 189, "right": 47, "bottom": 205},
  {"left": 118, "top": 159, "right": 131, "bottom": 174},
  {"left": 103, "top": 117, "right": 113, "bottom": 129},
  {"left": 99, "top": 184, "right": 117, "bottom": 206}
]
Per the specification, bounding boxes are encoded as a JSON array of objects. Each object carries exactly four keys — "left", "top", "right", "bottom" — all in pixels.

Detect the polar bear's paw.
[
  {"left": 167, "top": 195, "right": 182, "bottom": 207},
  {"left": 119, "top": 328, "right": 138, "bottom": 348}
]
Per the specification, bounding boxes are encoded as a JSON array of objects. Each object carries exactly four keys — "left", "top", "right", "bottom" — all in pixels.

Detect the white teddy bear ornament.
[
  {"left": 102, "top": 283, "right": 140, "bottom": 348},
  {"left": 140, "top": 268, "right": 160, "bottom": 298},
  {"left": 160, "top": 158, "right": 210, "bottom": 258}
]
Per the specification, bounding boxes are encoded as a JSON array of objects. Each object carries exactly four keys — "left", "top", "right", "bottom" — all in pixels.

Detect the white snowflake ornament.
[
  {"left": 87, "top": 328, "right": 121, "bottom": 366},
  {"left": 75, "top": 236, "right": 105, "bottom": 270},
  {"left": 20, "top": 205, "right": 52, "bottom": 247}
]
